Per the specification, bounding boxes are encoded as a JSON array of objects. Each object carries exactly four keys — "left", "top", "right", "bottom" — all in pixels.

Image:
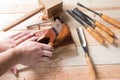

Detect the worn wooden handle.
[
  {"left": 86, "top": 27, "right": 105, "bottom": 44},
  {"left": 95, "top": 27, "right": 114, "bottom": 43},
  {"left": 85, "top": 53, "right": 96, "bottom": 80},
  {"left": 2, "top": 5, "right": 44, "bottom": 31},
  {"left": 95, "top": 21, "right": 114, "bottom": 36},
  {"left": 101, "top": 14, "right": 120, "bottom": 28}
]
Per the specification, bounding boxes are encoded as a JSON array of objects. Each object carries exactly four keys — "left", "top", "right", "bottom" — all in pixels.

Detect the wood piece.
[
  {"left": 0, "top": 0, "right": 120, "bottom": 79},
  {"left": 38, "top": 0, "right": 63, "bottom": 18},
  {"left": 2, "top": 5, "right": 44, "bottom": 31},
  {"left": 2, "top": 0, "right": 63, "bottom": 31}
]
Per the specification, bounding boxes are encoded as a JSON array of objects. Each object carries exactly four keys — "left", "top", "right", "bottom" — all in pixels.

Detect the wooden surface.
[{"left": 0, "top": 0, "right": 120, "bottom": 80}]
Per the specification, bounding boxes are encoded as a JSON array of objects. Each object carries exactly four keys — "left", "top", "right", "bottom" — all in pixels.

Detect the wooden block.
[{"left": 38, "top": 0, "right": 63, "bottom": 18}]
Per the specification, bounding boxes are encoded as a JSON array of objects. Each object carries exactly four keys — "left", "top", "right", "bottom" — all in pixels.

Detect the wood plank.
[
  {"left": 0, "top": 0, "right": 120, "bottom": 79},
  {"left": 0, "top": 64, "right": 120, "bottom": 80}
]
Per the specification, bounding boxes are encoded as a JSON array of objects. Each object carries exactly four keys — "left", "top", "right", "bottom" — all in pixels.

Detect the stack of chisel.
[
  {"left": 67, "top": 3, "right": 120, "bottom": 44},
  {"left": 66, "top": 3, "right": 120, "bottom": 80}
]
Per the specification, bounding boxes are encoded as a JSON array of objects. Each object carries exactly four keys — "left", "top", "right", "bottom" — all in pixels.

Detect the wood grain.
[{"left": 0, "top": 0, "right": 120, "bottom": 79}]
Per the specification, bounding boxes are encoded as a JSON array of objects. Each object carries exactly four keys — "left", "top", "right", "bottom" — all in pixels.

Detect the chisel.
[
  {"left": 72, "top": 8, "right": 114, "bottom": 43},
  {"left": 77, "top": 2, "right": 120, "bottom": 28},
  {"left": 76, "top": 27, "right": 97, "bottom": 80},
  {"left": 67, "top": 10, "right": 105, "bottom": 44},
  {"left": 73, "top": 7, "right": 114, "bottom": 37}
]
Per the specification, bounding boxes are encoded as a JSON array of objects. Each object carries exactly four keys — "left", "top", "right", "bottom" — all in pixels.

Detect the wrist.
[{"left": 10, "top": 48, "right": 21, "bottom": 65}]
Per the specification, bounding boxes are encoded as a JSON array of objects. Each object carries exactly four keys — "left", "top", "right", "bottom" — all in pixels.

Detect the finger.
[
  {"left": 13, "top": 32, "right": 31, "bottom": 40},
  {"left": 28, "top": 36, "right": 39, "bottom": 41},
  {"left": 9, "top": 32, "right": 22, "bottom": 38},
  {"left": 11, "top": 66, "right": 18, "bottom": 77},
  {"left": 42, "top": 50, "right": 53, "bottom": 57},
  {"left": 40, "top": 57, "right": 50, "bottom": 62},
  {"left": 15, "top": 33, "right": 35, "bottom": 45},
  {"left": 41, "top": 44, "right": 54, "bottom": 51}
]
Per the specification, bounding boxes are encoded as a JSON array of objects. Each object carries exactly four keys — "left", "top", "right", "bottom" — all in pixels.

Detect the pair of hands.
[{"left": 0, "top": 32, "right": 53, "bottom": 66}]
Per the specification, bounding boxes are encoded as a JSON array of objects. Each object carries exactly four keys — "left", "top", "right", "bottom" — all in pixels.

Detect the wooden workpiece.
[
  {"left": 1, "top": 0, "right": 63, "bottom": 31},
  {"left": 0, "top": 0, "right": 120, "bottom": 80}
]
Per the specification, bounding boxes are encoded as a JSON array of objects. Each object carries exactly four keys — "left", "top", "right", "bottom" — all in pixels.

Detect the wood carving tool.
[
  {"left": 2, "top": 0, "right": 63, "bottom": 31},
  {"left": 74, "top": 8, "right": 114, "bottom": 37},
  {"left": 67, "top": 10, "right": 105, "bottom": 44},
  {"left": 26, "top": 20, "right": 53, "bottom": 30},
  {"left": 77, "top": 2, "right": 120, "bottom": 28},
  {"left": 76, "top": 27, "right": 96, "bottom": 80},
  {"left": 35, "top": 19, "right": 63, "bottom": 46},
  {"left": 53, "top": 16, "right": 71, "bottom": 43},
  {"left": 72, "top": 8, "right": 114, "bottom": 44}
]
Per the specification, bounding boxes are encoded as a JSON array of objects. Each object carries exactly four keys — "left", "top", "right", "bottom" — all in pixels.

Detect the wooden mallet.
[{"left": 2, "top": 0, "right": 63, "bottom": 31}]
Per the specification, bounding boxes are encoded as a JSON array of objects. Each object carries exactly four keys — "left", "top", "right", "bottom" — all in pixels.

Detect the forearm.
[{"left": 0, "top": 48, "right": 19, "bottom": 76}]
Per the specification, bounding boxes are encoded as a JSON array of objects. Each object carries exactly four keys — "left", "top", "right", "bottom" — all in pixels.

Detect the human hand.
[
  {"left": 0, "top": 32, "right": 35, "bottom": 52},
  {"left": 14, "top": 40, "right": 53, "bottom": 66}
]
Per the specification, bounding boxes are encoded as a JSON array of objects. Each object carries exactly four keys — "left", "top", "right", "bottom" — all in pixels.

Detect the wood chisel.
[
  {"left": 35, "top": 19, "right": 63, "bottom": 46},
  {"left": 72, "top": 8, "right": 114, "bottom": 44},
  {"left": 77, "top": 2, "right": 120, "bottom": 28},
  {"left": 74, "top": 8, "right": 114, "bottom": 37},
  {"left": 76, "top": 27, "right": 97, "bottom": 80},
  {"left": 67, "top": 10, "right": 105, "bottom": 44}
]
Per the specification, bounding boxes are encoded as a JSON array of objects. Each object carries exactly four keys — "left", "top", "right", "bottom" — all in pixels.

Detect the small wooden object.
[
  {"left": 38, "top": 0, "right": 63, "bottom": 18},
  {"left": 2, "top": 0, "right": 63, "bottom": 31}
]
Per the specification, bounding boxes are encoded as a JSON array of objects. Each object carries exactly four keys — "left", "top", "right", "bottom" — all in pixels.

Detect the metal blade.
[
  {"left": 76, "top": 27, "right": 86, "bottom": 47},
  {"left": 76, "top": 27, "right": 88, "bottom": 53},
  {"left": 52, "top": 19, "right": 63, "bottom": 35}
]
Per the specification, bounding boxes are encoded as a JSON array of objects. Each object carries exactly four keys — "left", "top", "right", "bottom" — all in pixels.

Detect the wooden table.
[{"left": 0, "top": 0, "right": 120, "bottom": 80}]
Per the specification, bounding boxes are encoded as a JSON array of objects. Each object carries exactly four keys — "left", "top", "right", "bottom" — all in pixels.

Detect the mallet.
[{"left": 2, "top": 0, "right": 63, "bottom": 31}]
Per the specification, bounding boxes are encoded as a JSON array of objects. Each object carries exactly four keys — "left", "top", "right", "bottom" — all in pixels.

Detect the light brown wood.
[
  {"left": 38, "top": 0, "right": 63, "bottom": 18},
  {"left": 87, "top": 27, "right": 105, "bottom": 44},
  {"left": 2, "top": 0, "right": 63, "bottom": 31},
  {"left": 101, "top": 14, "right": 120, "bottom": 29},
  {"left": 85, "top": 53, "right": 96, "bottom": 80},
  {"left": 0, "top": 0, "right": 120, "bottom": 80},
  {"left": 95, "top": 27, "right": 114, "bottom": 43},
  {"left": 2, "top": 5, "right": 44, "bottom": 31},
  {"left": 95, "top": 21, "right": 114, "bottom": 36}
]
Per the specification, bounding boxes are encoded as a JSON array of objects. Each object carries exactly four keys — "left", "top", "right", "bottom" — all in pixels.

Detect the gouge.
[
  {"left": 77, "top": 27, "right": 97, "bottom": 80},
  {"left": 77, "top": 2, "right": 120, "bottom": 28},
  {"left": 72, "top": 8, "right": 114, "bottom": 44},
  {"left": 74, "top": 7, "right": 114, "bottom": 36},
  {"left": 67, "top": 10, "right": 105, "bottom": 44}
]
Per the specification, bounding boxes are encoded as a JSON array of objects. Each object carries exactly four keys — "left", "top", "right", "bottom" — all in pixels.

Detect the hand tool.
[
  {"left": 77, "top": 2, "right": 120, "bottom": 29},
  {"left": 53, "top": 16, "right": 71, "bottom": 45},
  {"left": 72, "top": 8, "right": 114, "bottom": 44},
  {"left": 35, "top": 19, "right": 63, "bottom": 46},
  {"left": 76, "top": 27, "right": 96, "bottom": 80},
  {"left": 26, "top": 20, "right": 53, "bottom": 30},
  {"left": 2, "top": 0, "right": 63, "bottom": 31},
  {"left": 74, "top": 8, "right": 114, "bottom": 37},
  {"left": 67, "top": 10, "right": 105, "bottom": 44}
]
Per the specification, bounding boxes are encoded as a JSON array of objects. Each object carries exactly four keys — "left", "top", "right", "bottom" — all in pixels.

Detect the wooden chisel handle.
[
  {"left": 85, "top": 53, "right": 96, "bottom": 80},
  {"left": 2, "top": 5, "right": 44, "bottom": 31},
  {"left": 95, "top": 27, "right": 114, "bottom": 44},
  {"left": 101, "top": 14, "right": 120, "bottom": 28},
  {"left": 94, "top": 21, "right": 114, "bottom": 36},
  {"left": 86, "top": 27, "right": 105, "bottom": 44}
]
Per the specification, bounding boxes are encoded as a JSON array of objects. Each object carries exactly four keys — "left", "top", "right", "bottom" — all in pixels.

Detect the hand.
[
  {"left": 14, "top": 40, "right": 53, "bottom": 66},
  {"left": 0, "top": 32, "right": 35, "bottom": 52}
]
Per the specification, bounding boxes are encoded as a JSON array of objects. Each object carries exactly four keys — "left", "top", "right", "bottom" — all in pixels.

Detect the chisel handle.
[
  {"left": 101, "top": 14, "right": 120, "bottom": 28},
  {"left": 85, "top": 53, "right": 96, "bottom": 80},
  {"left": 94, "top": 21, "right": 114, "bottom": 36},
  {"left": 95, "top": 27, "right": 114, "bottom": 44},
  {"left": 2, "top": 5, "right": 44, "bottom": 31},
  {"left": 86, "top": 27, "right": 105, "bottom": 44}
]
